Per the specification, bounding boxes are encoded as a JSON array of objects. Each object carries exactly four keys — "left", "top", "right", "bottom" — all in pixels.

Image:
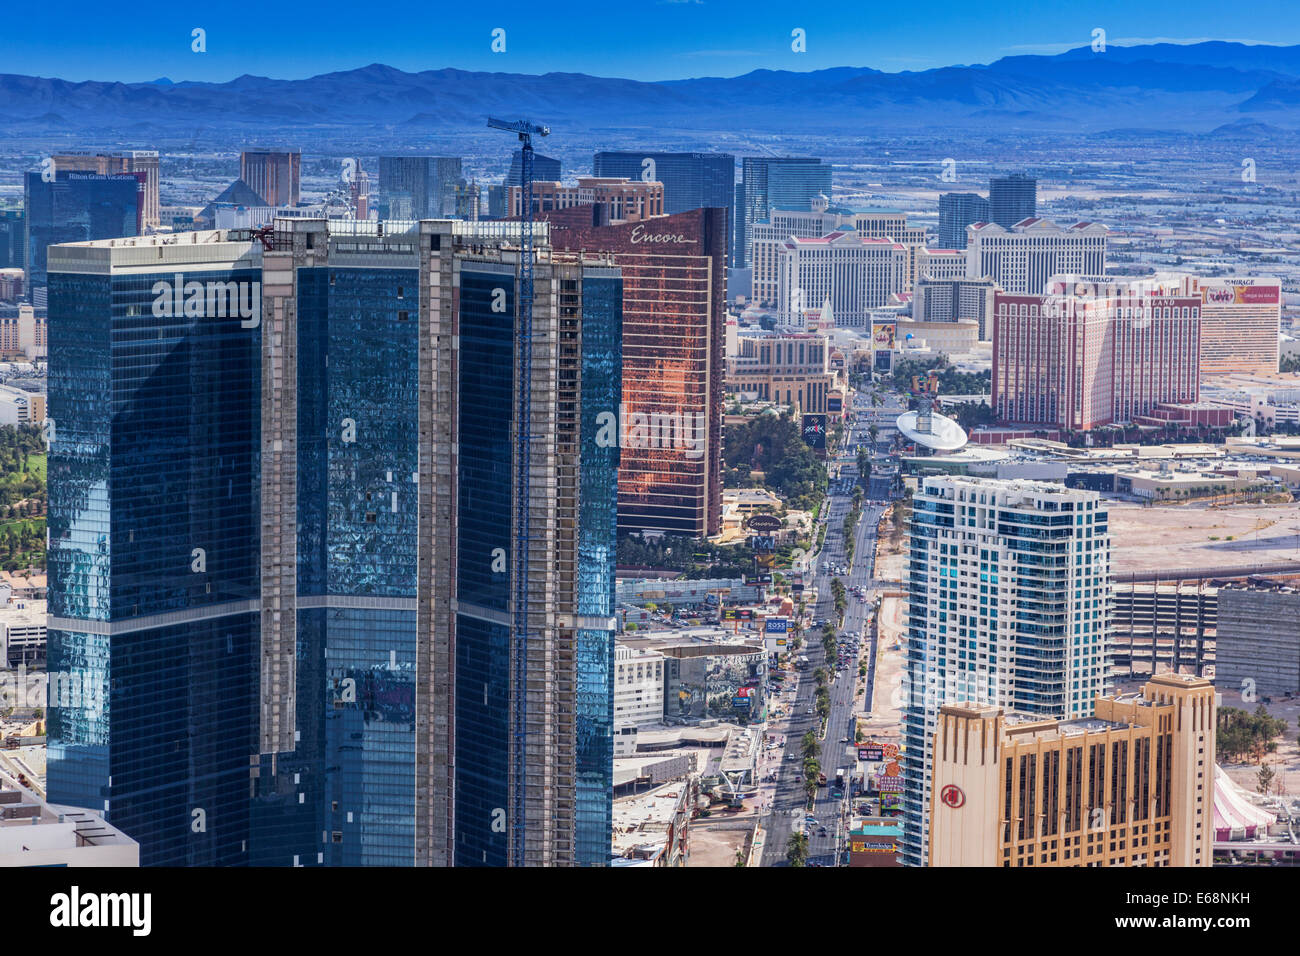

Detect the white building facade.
[
  {"left": 966, "top": 219, "right": 1108, "bottom": 295},
  {"left": 615, "top": 644, "right": 666, "bottom": 726},
  {"left": 776, "top": 232, "right": 909, "bottom": 329},
  {"left": 900, "top": 476, "right": 1112, "bottom": 866}
]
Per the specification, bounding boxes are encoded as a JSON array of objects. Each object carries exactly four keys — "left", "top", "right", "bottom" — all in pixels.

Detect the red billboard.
[{"left": 1203, "top": 283, "right": 1280, "bottom": 306}]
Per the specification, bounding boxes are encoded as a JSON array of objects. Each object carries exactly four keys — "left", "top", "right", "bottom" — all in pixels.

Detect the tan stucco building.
[{"left": 929, "top": 674, "right": 1215, "bottom": 867}]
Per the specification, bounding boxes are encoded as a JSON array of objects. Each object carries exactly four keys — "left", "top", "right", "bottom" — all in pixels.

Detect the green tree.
[
  {"left": 801, "top": 731, "right": 820, "bottom": 761},
  {"left": 1257, "top": 763, "right": 1276, "bottom": 796},
  {"left": 786, "top": 832, "right": 809, "bottom": 867}
]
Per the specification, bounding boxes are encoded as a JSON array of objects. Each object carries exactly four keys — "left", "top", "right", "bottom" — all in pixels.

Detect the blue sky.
[{"left": 3, "top": 0, "right": 1298, "bottom": 83}]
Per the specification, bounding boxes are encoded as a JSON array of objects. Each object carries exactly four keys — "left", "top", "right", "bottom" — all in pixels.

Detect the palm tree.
[
  {"left": 802, "top": 731, "right": 820, "bottom": 760},
  {"left": 786, "top": 832, "right": 809, "bottom": 867}
]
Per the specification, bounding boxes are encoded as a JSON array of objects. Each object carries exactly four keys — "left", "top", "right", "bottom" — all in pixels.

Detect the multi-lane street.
[{"left": 758, "top": 384, "right": 904, "bottom": 865}]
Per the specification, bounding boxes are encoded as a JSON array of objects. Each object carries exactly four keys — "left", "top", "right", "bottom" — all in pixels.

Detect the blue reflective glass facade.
[
  {"left": 258, "top": 265, "right": 421, "bottom": 866},
  {"left": 47, "top": 264, "right": 261, "bottom": 866},
  {"left": 25, "top": 172, "right": 140, "bottom": 289},
  {"left": 574, "top": 272, "right": 621, "bottom": 866},
  {"left": 454, "top": 267, "right": 515, "bottom": 866},
  {"left": 736, "top": 158, "right": 831, "bottom": 267},
  {"left": 48, "top": 232, "right": 621, "bottom": 867}
]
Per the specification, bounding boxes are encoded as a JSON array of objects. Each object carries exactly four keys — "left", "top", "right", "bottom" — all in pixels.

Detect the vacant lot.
[{"left": 1107, "top": 500, "right": 1300, "bottom": 575}]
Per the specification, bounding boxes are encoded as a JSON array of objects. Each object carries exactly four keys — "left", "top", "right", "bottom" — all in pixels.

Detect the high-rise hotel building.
[
  {"left": 987, "top": 173, "right": 1038, "bottom": 230},
  {"left": 734, "top": 157, "right": 832, "bottom": 268},
  {"left": 966, "top": 219, "right": 1107, "bottom": 295},
  {"left": 750, "top": 200, "right": 845, "bottom": 308},
  {"left": 25, "top": 170, "right": 143, "bottom": 294},
  {"left": 1133, "top": 273, "right": 1281, "bottom": 377},
  {"left": 938, "top": 193, "right": 989, "bottom": 250},
  {"left": 592, "top": 151, "right": 734, "bottom": 221},
  {"left": 51, "top": 152, "right": 161, "bottom": 231},
  {"left": 776, "top": 232, "right": 909, "bottom": 328},
  {"left": 45, "top": 218, "right": 622, "bottom": 867},
  {"left": 509, "top": 177, "right": 664, "bottom": 223},
  {"left": 929, "top": 675, "right": 1215, "bottom": 867},
  {"left": 901, "top": 476, "right": 1111, "bottom": 866},
  {"left": 541, "top": 206, "right": 727, "bottom": 537},
  {"left": 993, "top": 275, "right": 1201, "bottom": 430},
  {"left": 239, "top": 151, "right": 301, "bottom": 207}
]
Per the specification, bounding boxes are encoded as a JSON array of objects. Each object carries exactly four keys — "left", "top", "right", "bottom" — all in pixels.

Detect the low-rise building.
[
  {"left": 0, "top": 598, "right": 45, "bottom": 667},
  {"left": 726, "top": 331, "right": 839, "bottom": 415},
  {"left": 849, "top": 818, "right": 903, "bottom": 867},
  {"left": 615, "top": 644, "right": 666, "bottom": 726},
  {"left": 621, "top": 630, "right": 767, "bottom": 724},
  {"left": 0, "top": 768, "right": 139, "bottom": 866}
]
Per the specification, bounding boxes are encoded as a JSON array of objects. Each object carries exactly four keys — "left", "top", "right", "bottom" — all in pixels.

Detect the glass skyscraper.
[
  {"left": 734, "top": 157, "right": 832, "bottom": 268},
  {"left": 0, "top": 209, "right": 25, "bottom": 270},
  {"left": 25, "top": 170, "right": 142, "bottom": 291},
  {"left": 592, "top": 151, "right": 733, "bottom": 238},
  {"left": 377, "top": 157, "right": 464, "bottom": 219},
  {"left": 900, "top": 476, "right": 1110, "bottom": 866},
  {"left": 505, "top": 149, "right": 561, "bottom": 187},
  {"left": 46, "top": 219, "right": 621, "bottom": 867},
  {"left": 988, "top": 174, "right": 1037, "bottom": 229},
  {"left": 46, "top": 238, "right": 261, "bottom": 866},
  {"left": 937, "top": 192, "right": 990, "bottom": 249}
]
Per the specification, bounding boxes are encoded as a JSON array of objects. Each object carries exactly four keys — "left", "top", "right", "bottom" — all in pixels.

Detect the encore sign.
[{"left": 630, "top": 224, "right": 695, "bottom": 244}]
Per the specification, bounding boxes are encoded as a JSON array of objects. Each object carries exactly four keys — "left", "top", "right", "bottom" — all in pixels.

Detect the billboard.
[
  {"left": 878, "top": 775, "right": 904, "bottom": 794},
  {"left": 749, "top": 535, "right": 776, "bottom": 552},
  {"left": 851, "top": 840, "right": 896, "bottom": 853},
  {"left": 872, "top": 322, "right": 896, "bottom": 350},
  {"left": 745, "top": 513, "right": 783, "bottom": 533},
  {"left": 802, "top": 413, "right": 827, "bottom": 451},
  {"left": 828, "top": 395, "right": 843, "bottom": 413},
  {"left": 721, "top": 608, "right": 737, "bottom": 621},
  {"left": 765, "top": 618, "right": 789, "bottom": 634},
  {"left": 859, "top": 746, "right": 884, "bottom": 762},
  {"left": 1202, "top": 282, "right": 1280, "bottom": 306}
]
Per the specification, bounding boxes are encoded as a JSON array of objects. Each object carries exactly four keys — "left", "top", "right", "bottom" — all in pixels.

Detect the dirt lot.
[
  {"left": 687, "top": 820, "right": 751, "bottom": 867},
  {"left": 867, "top": 516, "right": 908, "bottom": 749},
  {"left": 1107, "top": 500, "right": 1300, "bottom": 575}
]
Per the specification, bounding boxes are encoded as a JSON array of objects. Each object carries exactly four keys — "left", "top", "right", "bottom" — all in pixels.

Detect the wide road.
[{"left": 759, "top": 386, "right": 905, "bottom": 866}]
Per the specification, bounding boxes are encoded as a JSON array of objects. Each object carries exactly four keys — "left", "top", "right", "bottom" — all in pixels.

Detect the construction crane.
[{"left": 486, "top": 115, "right": 549, "bottom": 867}]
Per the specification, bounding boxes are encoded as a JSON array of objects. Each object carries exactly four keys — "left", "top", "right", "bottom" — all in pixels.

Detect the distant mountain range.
[{"left": 5, "top": 42, "right": 1300, "bottom": 137}]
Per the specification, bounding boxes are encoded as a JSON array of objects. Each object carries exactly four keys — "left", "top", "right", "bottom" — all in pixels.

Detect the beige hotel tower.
[{"left": 929, "top": 674, "right": 1216, "bottom": 867}]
